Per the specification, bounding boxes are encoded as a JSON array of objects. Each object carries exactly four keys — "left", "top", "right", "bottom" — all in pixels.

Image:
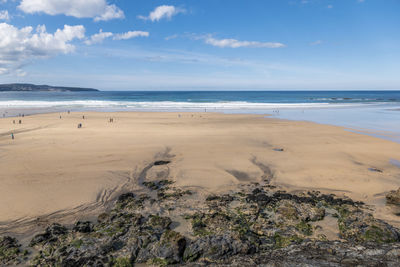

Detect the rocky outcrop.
[
  {"left": 337, "top": 205, "right": 400, "bottom": 243},
  {"left": 2, "top": 179, "right": 400, "bottom": 266},
  {"left": 0, "top": 236, "right": 27, "bottom": 265},
  {"left": 387, "top": 188, "right": 400, "bottom": 205}
]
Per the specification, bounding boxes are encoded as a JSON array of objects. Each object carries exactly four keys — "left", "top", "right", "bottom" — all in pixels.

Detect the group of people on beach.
[
  {"left": 8, "top": 111, "right": 118, "bottom": 140},
  {"left": 9, "top": 113, "right": 25, "bottom": 140}
]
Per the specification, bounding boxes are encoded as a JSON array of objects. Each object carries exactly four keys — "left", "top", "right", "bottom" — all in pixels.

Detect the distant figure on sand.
[
  {"left": 83, "top": 115, "right": 85, "bottom": 119},
  {"left": 78, "top": 123, "right": 82, "bottom": 129},
  {"left": 19, "top": 120, "right": 22, "bottom": 124},
  {"left": 109, "top": 118, "right": 114, "bottom": 123},
  {"left": 11, "top": 133, "right": 14, "bottom": 140},
  {"left": 13, "top": 120, "right": 15, "bottom": 124},
  {"left": 68, "top": 110, "right": 70, "bottom": 114}
]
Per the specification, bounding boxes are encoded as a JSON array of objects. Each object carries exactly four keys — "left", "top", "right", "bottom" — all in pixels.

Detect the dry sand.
[{"left": 1, "top": 111, "right": 400, "bottom": 233}]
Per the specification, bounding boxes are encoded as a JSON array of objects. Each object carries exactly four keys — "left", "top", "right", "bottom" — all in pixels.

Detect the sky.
[{"left": 0, "top": 0, "right": 399, "bottom": 90}]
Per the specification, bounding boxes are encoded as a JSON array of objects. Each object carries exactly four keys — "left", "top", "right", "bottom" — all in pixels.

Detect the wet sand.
[{"left": 1, "top": 111, "right": 400, "bottom": 234}]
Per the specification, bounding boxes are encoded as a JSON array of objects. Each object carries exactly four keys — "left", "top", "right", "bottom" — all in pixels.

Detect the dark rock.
[
  {"left": 183, "top": 233, "right": 253, "bottom": 262},
  {"left": 246, "top": 192, "right": 273, "bottom": 205},
  {"left": 215, "top": 241, "right": 400, "bottom": 266},
  {"left": 97, "top": 212, "right": 110, "bottom": 223},
  {"left": 149, "top": 230, "right": 186, "bottom": 264},
  {"left": 386, "top": 188, "right": 400, "bottom": 205},
  {"left": 0, "top": 236, "right": 21, "bottom": 265},
  {"left": 146, "top": 215, "right": 172, "bottom": 233},
  {"left": 73, "top": 221, "right": 94, "bottom": 233},
  {"left": 143, "top": 181, "right": 159, "bottom": 190},
  {"left": 0, "top": 236, "right": 19, "bottom": 250},
  {"left": 117, "top": 192, "right": 135, "bottom": 203},
  {"left": 369, "top": 167, "right": 383, "bottom": 173},
  {"left": 60, "top": 246, "right": 110, "bottom": 267},
  {"left": 30, "top": 223, "right": 68, "bottom": 246},
  {"left": 5, "top": 180, "right": 400, "bottom": 266},
  {"left": 337, "top": 206, "right": 400, "bottom": 243},
  {"left": 154, "top": 160, "right": 171, "bottom": 166}
]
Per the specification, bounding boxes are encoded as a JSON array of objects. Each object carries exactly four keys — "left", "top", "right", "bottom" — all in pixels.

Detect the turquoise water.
[{"left": 1, "top": 90, "right": 399, "bottom": 142}]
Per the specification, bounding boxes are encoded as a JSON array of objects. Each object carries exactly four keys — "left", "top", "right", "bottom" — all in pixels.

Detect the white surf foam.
[{"left": 0, "top": 100, "right": 374, "bottom": 110}]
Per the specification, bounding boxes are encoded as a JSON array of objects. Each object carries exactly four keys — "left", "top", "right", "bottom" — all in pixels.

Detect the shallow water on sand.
[{"left": 269, "top": 104, "right": 400, "bottom": 144}]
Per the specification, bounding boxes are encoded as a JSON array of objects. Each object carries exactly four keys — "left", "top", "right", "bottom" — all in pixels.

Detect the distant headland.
[{"left": 0, "top": 83, "right": 99, "bottom": 92}]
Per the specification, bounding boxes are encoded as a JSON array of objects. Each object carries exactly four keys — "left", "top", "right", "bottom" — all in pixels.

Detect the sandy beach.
[{"left": 1, "top": 111, "right": 400, "bottom": 234}]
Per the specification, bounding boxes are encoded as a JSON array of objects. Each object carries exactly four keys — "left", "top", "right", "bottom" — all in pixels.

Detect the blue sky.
[{"left": 0, "top": 0, "right": 399, "bottom": 90}]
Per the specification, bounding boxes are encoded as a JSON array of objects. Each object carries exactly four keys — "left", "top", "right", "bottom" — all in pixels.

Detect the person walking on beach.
[
  {"left": 19, "top": 120, "right": 22, "bottom": 124},
  {"left": 13, "top": 120, "right": 15, "bottom": 124},
  {"left": 11, "top": 133, "right": 14, "bottom": 140}
]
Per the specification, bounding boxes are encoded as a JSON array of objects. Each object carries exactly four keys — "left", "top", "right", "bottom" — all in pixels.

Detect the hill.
[{"left": 0, "top": 83, "right": 99, "bottom": 92}]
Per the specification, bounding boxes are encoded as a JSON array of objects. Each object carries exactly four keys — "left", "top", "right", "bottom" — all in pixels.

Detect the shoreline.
[
  {"left": 2, "top": 101, "right": 400, "bottom": 145},
  {"left": 1, "top": 111, "right": 400, "bottom": 236}
]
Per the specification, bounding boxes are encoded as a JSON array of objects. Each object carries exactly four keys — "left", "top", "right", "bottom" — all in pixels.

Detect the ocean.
[{"left": 1, "top": 90, "right": 400, "bottom": 142}]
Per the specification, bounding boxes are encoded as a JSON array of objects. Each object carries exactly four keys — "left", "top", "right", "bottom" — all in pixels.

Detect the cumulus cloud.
[
  {"left": 113, "top": 31, "right": 149, "bottom": 40},
  {"left": 18, "top": 0, "right": 124, "bottom": 21},
  {"left": 0, "top": 22, "right": 85, "bottom": 74},
  {"left": 0, "top": 10, "right": 9, "bottom": 20},
  {"left": 85, "top": 29, "right": 149, "bottom": 45},
  {"left": 204, "top": 36, "right": 285, "bottom": 48},
  {"left": 138, "top": 5, "right": 185, "bottom": 22},
  {"left": 84, "top": 29, "right": 112, "bottom": 45}
]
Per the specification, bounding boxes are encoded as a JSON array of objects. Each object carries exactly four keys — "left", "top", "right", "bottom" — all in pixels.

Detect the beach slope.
[{"left": 1, "top": 112, "right": 400, "bottom": 231}]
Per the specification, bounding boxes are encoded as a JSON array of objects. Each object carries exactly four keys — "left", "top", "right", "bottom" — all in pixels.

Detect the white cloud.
[
  {"left": 0, "top": 22, "right": 85, "bottom": 74},
  {"left": 165, "top": 34, "right": 178, "bottom": 41},
  {"left": 85, "top": 29, "right": 149, "bottom": 45},
  {"left": 204, "top": 36, "right": 285, "bottom": 48},
  {"left": 138, "top": 5, "right": 184, "bottom": 22},
  {"left": 93, "top": 4, "right": 124, "bottom": 22},
  {"left": 84, "top": 29, "right": 112, "bottom": 45},
  {"left": 18, "top": 0, "right": 124, "bottom": 21},
  {"left": 310, "top": 40, "right": 323, "bottom": 45},
  {"left": 0, "top": 10, "right": 9, "bottom": 20},
  {"left": 113, "top": 31, "right": 149, "bottom": 40}
]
